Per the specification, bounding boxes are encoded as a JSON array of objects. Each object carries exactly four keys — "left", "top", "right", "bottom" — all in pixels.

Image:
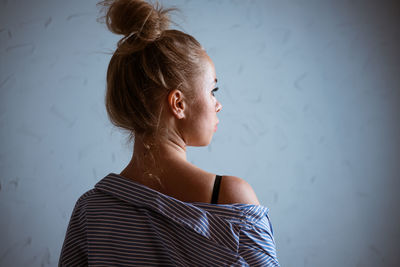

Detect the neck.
[{"left": 120, "top": 133, "right": 187, "bottom": 183}]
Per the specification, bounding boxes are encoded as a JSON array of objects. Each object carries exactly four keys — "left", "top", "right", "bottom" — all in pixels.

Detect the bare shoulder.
[{"left": 218, "top": 175, "right": 260, "bottom": 205}]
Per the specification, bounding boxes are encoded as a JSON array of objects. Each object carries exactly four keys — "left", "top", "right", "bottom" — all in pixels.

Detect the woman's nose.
[{"left": 216, "top": 101, "right": 222, "bottom": 113}]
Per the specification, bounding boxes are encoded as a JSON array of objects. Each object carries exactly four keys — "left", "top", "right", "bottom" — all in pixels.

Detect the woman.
[{"left": 59, "top": 0, "right": 280, "bottom": 266}]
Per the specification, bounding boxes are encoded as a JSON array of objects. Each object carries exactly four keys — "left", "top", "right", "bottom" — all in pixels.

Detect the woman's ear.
[{"left": 167, "top": 89, "right": 186, "bottom": 119}]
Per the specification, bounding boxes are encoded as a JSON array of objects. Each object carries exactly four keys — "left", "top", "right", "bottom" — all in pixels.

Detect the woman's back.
[{"left": 120, "top": 157, "right": 260, "bottom": 205}]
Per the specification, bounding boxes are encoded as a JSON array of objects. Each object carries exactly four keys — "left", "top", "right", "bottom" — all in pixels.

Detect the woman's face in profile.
[{"left": 184, "top": 54, "right": 222, "bottom": 147}]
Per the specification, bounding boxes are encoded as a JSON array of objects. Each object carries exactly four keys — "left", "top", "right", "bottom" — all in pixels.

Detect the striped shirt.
[{"left": 59, "top": 173, "right": 280, "bottom": 266}]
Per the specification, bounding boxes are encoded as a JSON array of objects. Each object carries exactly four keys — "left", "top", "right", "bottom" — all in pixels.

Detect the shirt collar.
[{"left": 95, "top": 173, "right": 269, "bottom": 243}]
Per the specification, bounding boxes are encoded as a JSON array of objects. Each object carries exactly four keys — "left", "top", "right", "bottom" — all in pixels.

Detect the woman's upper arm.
[
  {"left": 238, "top": 212, "right": 280, "bottom": 266},
  {"left": 59, "top": 197, "right": 88, "bottom": 266},
  {"left": 218, "top": 175, "right": 260, "bottom": 205},
  {"left": 238, "top": 221, "right": 280, "bottom": 266}
]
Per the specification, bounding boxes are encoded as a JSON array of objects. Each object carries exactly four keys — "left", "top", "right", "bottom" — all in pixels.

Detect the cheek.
[{"left": 209, "top": 98, "right": 218, "bottom": 113}]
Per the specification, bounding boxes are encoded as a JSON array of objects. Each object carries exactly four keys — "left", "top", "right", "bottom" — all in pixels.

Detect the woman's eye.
[{"left": 211, "top": 87, "right": 219, "bottom": 96}]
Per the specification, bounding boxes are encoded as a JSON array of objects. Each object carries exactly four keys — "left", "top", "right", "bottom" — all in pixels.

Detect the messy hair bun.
[
  {"left": 99, "top": 0, "right": 175, "bottom": 53},
  {"left": 99, "top": 0, "right": 205, "bottom": 142},
  {"left": 106, "top": 0, "right": 172, "bottom": 41}
]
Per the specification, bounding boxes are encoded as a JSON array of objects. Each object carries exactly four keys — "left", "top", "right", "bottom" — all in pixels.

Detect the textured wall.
[{"left": 1, "top": 0, "right": 399, "bottom": 266}]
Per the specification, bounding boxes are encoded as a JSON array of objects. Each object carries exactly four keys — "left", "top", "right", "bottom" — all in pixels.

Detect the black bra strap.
[{"left": 211, "top": 175, "right": 222, "bottom": 204}]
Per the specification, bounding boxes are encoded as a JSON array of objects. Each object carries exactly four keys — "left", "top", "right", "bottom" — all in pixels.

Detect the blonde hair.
[{"left": 98, "top": 0, "right": 205, "bottom": 144}]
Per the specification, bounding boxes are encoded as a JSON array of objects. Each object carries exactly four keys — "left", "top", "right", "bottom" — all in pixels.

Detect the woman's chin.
[{"left": 188, "top": 137, "right": 213, "bottom": 147}]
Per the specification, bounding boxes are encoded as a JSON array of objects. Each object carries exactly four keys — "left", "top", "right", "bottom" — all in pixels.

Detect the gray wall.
[{"left": 1, "top": 0, "right": 399, "bottom": 266}]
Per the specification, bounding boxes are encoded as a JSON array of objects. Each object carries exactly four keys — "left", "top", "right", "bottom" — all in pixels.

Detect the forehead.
[{"left": 199, "top": 55, "right": 216, "bottom": 86}]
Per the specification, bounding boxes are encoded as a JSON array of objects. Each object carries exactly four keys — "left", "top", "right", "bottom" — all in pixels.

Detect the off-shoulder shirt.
[{"left": 59, "top": 173, "right": 280, "bottom": 266}]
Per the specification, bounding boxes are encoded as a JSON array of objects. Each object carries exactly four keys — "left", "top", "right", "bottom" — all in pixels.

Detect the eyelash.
[{"left": 211, "top": 87, "right": 219, "bottom": 96}]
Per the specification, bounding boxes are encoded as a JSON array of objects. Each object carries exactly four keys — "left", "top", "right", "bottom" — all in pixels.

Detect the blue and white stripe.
[{"left": 59, "top": 173, "right": 280, "bottom": 266}]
